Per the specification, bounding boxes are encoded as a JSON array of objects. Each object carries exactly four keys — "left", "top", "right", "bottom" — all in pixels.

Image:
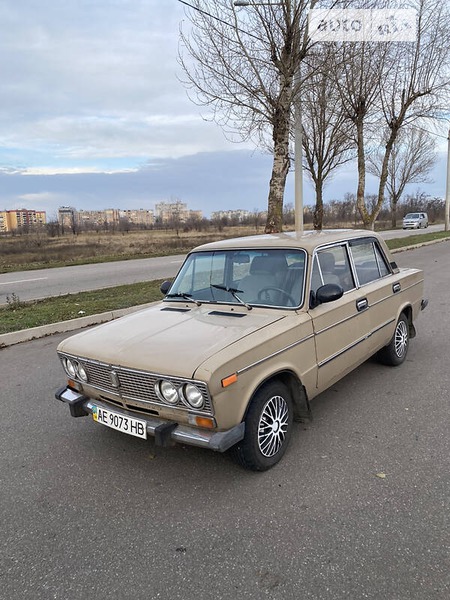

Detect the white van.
[{"left": 402, "top": 212, "right": 429, "bottom": 229}]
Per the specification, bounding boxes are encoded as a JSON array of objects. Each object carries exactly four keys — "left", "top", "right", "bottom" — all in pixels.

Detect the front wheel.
[
  {"left": 232, "top": 381, "right": 293, "bottom": 471},
  {"left": 377, "top": 313, "right": 409, "bottom": 366}
]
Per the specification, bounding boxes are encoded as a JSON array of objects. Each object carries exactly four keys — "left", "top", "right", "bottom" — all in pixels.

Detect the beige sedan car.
[{"left": 56, "top": 230, "right": 427, "bottom": 470}]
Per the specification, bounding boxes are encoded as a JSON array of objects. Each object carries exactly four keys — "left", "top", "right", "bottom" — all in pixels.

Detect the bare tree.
[
  {"left": 179, "top": 0, "right": 323, "bottom": 233},
  {"left": 333, "top": 36, "right": 390, "bottom": 228},
  {"left": 334, "top": 0, "right": 449, "bottom": 229},
  {"left": 368, "top": 126, "right": 436, "bottom": 227},
  {"left": 301, "top": 45, "right": 355, "bottom": 230},
  {"left": 372, "top": 0, "right": 450, "bottom": 227}
]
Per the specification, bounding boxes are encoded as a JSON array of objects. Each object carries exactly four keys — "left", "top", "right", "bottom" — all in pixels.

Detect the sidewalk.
[{"left": 0, "top": 237, "right": 446, "bottom": 349}]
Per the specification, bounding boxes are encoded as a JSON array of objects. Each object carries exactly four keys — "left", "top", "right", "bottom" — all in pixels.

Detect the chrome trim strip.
[
  {"left": 372, "top": 318, "right": 396, "bottom": 335},
  {"left": 370, "top": 294, "right": 391, "bottom": 308},
  {"left": 318, "top": 318, "right": 395, "bottom": 368},
  {"left": 314, "top": 310, "right": 363, "bottom": 335},
  {"left": 236, "top": 333, "right": 315, "bottom": 375},
  {"left": 364, "top": 279, "right": 423, "bottom": 309},
  {"left": 318, "top": 334, "right": 369, "bottom": 368},
  {"left": 398, "top": 279, "right": 423, "bottom": 293}
]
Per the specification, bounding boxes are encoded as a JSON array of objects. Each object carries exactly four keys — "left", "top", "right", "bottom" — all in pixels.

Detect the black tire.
[
  {"left": 231, "top": 381, "right": 293, "bottom": 471},
  {"left": 377, "top": 313, "right": 410, "bottom": 366}
]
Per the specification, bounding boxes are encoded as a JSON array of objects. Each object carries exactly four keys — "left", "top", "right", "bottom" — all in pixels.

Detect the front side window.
[{"left": 166, "top": 249, "right": 306, "bottom": 308}]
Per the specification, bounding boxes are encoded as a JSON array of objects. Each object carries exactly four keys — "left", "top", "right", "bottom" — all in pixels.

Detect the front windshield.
[
  {"left": 165, "top": 249, "right": 306, "bottom": 308},
  {"left": 405, "top": 213, "right": 419, "bottom": 219}
]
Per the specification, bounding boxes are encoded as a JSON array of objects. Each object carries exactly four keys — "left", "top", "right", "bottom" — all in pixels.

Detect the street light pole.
[
  {"left": 234, "top": 0, "right": 304, "bottom": 233},
  {"left": 294, "top": 69, "right": 304, "bottom": 234},
  {"left": 445, "top": 128, "right": 450, "bottom": 232}
]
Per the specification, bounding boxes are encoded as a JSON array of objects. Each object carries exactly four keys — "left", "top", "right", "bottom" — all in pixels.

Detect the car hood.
[{"left": 57, "top": 302, "right": 285, "bottom": 379}]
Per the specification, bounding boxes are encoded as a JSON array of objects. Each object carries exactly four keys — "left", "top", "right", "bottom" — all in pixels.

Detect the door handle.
[
  {"left": 356, "top": 298, "right": 368, "bottom": 312},
  {"left": 393, "top": 282, "right": 401, "bottom": 293}
]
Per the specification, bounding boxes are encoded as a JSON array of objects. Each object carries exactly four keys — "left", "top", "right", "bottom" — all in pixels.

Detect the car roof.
[{"left": 191, "top": 229, "right": 384, "bottom": 254}]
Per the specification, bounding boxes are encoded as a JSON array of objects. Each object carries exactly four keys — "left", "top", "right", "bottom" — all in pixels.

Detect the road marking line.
[{"left": 0, "top": 277, "right": 48, "bottom": 286}]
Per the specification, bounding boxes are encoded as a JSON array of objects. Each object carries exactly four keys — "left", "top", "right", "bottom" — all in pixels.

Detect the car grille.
[{"left": 60, "top": 354, "right": 213, "bottom": 415}]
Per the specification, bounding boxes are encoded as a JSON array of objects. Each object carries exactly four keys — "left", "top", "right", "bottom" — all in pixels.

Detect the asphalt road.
[
  {"left": 0, "top": 243, "right": 449, "bottom": 600},
  {"left": 0, "top": 254, "right": 185, "bottom": 306},
  {"left": 0, "top": 224, "right": 444, "bottom": 306}
]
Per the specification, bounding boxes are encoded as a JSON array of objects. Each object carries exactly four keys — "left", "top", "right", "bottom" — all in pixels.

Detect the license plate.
[{"left": 92, "top": 405, "right": 147, "bottom": 439}]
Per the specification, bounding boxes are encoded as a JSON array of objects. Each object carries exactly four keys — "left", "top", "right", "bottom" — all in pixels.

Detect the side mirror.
[
  {"left": 160, "top": 280, "right": 172, "bottom": 295},
  {"left": 311, "top": 283, "right": 344, "bottom": 308}
]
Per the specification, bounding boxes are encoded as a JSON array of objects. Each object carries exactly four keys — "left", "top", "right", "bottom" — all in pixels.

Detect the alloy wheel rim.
[
  {"left": 258, "top": 395, "right": 289, "bottom": 457},
  {"left": 395, "top": 320, "right": 408, "bottom": 357}
]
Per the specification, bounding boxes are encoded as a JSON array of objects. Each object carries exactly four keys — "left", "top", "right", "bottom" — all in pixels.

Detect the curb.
[
  {"left": 0, "top": 302, "right": 157, "bottom": 349},
  {"left": 389, "top": 236, "right": 450, "bottom": 253},
  {"left": 1, "top": 237, "right": 447, "bottom": 349}
]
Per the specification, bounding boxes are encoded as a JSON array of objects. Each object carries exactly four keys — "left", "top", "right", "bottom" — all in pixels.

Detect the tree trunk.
[
  {"left": 373, "top": 133, "right": 395, "bottom": 227},
  {"left": 391, "top": 198, "right": 397, "bottom": 229},
  {"left": 355, "top": 117, "right": 371, "bottom": 229},
  {"left": 313, "top": 182, "right": 324, "bottom": 230},
  {"left": 265, "top": 106, "right": 291, "bottom": 234}
]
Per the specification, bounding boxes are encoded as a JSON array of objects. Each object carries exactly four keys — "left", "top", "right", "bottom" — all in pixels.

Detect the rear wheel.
[
  {"left": 232, "top": 381, "right": 293, "bottom": 471},
  {"left": 377, "top": 313, "right": 409, "bottom": 366}
]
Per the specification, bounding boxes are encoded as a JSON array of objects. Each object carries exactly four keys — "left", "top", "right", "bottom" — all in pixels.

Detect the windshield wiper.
[
  {"left": 211, "top": 284, "right": 252, "bottom": 310},
  {"left": 165, "top": 292, "right": 201, "bottom": 306}
]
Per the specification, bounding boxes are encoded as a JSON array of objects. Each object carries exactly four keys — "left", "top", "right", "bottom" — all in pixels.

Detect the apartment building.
[
  {"left": 77, "top": 208, "right": 121, "bottom": 228},
  {"left": 211, "top": 209, "right": 251, "bottom": 222},
  {"left": 56, "top": 202, "right": 201, "bottom": 230},
  {"left": 0, "top": 209, "right": 46, "bottom": 232},
  {"left": 154, "top": 201, "right": 202, "bottom": 224},
  {"left": 119, "top": 209, "right": 154, "bottom": 227}
]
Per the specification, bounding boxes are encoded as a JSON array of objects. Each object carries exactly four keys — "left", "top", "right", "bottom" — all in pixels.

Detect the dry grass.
[
  {"left": 0, "top": 220, "right": 419, "bottom": 274},
  {"left": 0, "top": 226, "right": 264, "bottom": 273}
]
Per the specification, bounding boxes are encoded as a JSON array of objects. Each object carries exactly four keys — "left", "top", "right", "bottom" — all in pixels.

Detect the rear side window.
[{"left": 349, "top": 239, "right": 390, "bottom": 285}]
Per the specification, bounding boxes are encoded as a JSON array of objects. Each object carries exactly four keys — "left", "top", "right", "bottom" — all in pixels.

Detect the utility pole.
[{"left": 445, "top": 128, "right": 450, "bottom": 231}]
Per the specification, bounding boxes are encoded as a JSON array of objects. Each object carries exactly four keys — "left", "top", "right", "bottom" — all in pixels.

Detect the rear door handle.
[
  {"left": 356, "top": 298, "right": 368, "bottom": 312},
  {"left": 393, "top": 282, "right": 401, "bottom": 293}
]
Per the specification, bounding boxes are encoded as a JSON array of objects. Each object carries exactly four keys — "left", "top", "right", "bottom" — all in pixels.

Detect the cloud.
[
  {"left": 0, "top": 0, "right": 223, "bottom": 169},
  {"left": 21, "top": 166, "right": 139, "bottom": 176},
  {"left": 0, "top": 0, "right": 446, "bottom": 221}
]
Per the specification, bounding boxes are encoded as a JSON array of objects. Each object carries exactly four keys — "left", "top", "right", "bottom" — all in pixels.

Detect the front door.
[{"left": 309, "top": 244, "right": 373, "bottom": 393}]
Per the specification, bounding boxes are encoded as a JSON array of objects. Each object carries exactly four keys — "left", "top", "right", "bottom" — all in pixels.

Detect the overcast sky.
[{"left": 0, "top": 0, "right": 447, "bottom": 219}]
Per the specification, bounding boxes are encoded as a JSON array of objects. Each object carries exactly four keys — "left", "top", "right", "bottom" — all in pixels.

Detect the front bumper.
[
  {"left": 55, "top": 386, "right": 245, "bottom": 453},
  {"left": 403, "top": 223, "right": 419, "bottom": 229}
]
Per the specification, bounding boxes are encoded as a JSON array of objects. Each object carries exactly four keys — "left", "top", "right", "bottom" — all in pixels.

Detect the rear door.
[{"left": 348, "top": 237, "right": 398, "bottom": 353}]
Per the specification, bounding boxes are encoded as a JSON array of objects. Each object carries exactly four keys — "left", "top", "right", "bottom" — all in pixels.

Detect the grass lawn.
[
  {"left": 386, "top": 230, "right": 450, "bottom": 250},
  {"left": 0, "top": 280, "right": 164, "bottom": 334}
]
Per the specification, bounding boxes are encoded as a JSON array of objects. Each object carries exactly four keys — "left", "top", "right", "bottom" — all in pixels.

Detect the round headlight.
[
  {"left": 157, "top": 380, "right": 179, "bottom": 405},
  {"left": 77, "top": 363, "right": 88, "bottom": 382},
  {"left": 183, "top": 383, "right": 204, "bottom": 409},
  {"left": 65, "top": 358, "right": 77, "bottom": 378}
]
